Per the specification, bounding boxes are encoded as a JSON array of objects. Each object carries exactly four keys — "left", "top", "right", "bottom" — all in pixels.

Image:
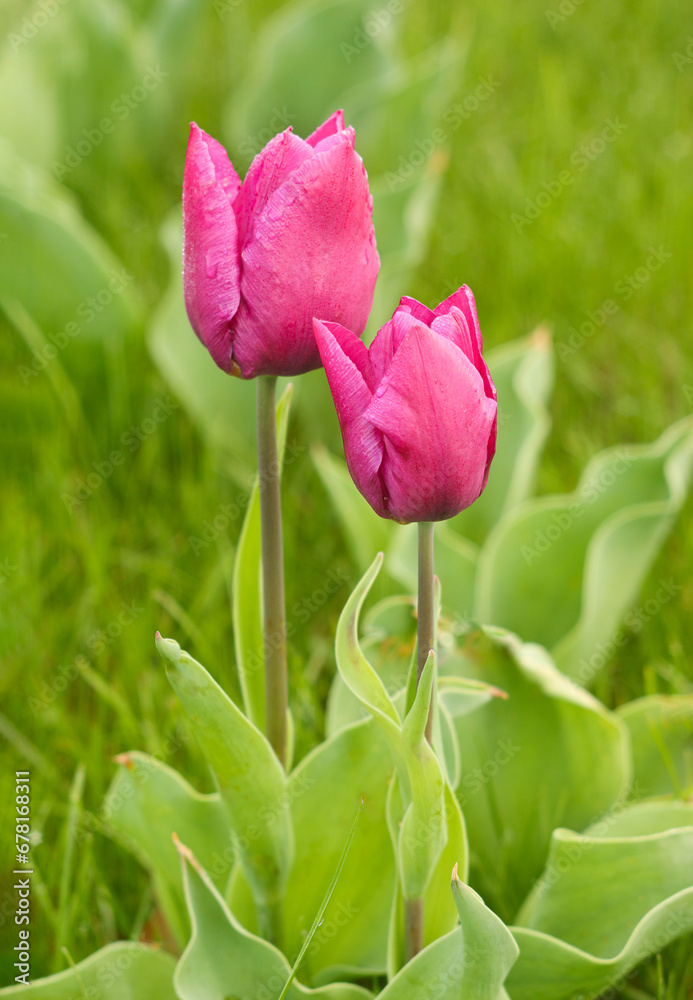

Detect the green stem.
[
  {"left": 403, "top": 522, "right": 436, "bottom": 964},
  {"left": 417, "top": 520, "right": 435, "bottom": 744},
  {"left": 256, "top": 375, "right": 288, "bottom": 769},
  {"left": 404, "top": 897, "right": 424, "bottom": 964}
]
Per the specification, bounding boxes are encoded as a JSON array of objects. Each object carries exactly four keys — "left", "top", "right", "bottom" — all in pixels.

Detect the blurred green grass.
[{"left": 0, "top": 0, "right": 692, "bottom": 993}]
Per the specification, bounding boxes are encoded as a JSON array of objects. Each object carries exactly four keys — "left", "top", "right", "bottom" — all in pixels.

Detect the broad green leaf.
[
  {"left": 175, "top": 840, "right": 372, "bottom": 1000},
  {"left": 226, "top": 0, "right": 395, "bottom": 158},
  {"left": 335, "top": 554, "right": 401, "bottom": 741},
  {"left": 508, "top": 817, "right": 693, "bottom": 1000},
  {"left": 583, "top": 798, "right": 693, "bottom": 838},
  {"left": 446, "top": 627, "right": 630, "bottom": 920},
  {"left": 103, "top": 751, "right": 233, "bottom": 949},
  {"left": 379, "top": 875, "right": 518, "bottom": 1000},
  {"left": 476, "top": 418, "right": 693, "bottom": 679},
  {"left": 0, "top": 943, "right": 176, "bottom": 998},
  {"left": 387, "top": 522, "right": 478, "bottom": 618},
  {"left": 283, "top": 718, "right": 396, "bottom": 982},
  {"left": 454, "top": 326, "right": 555, "bottom": 545},
  {"left": 0, "top": 144, "right": 140, "bottom": 351},
  {"left": 617, "top": 694, "right": 693, "bottom": 798},
  {"left": 156, "top": 635, "right": 293, "bottom": 931},
  {"left": 312, "top": 444, "right": 392, "bottom": 573},
  {"left": 233, "top": 384, "right": 292, "bottom": 727}
]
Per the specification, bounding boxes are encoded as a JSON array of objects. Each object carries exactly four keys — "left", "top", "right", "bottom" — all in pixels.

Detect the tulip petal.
[
  {"left": 365, "top": 325, "right": 497, "bottom": 522},
  {"left": 182, "top": 123, "right": 242, "bottom": 373},
  {"left": 233, "top": 128, "right": 313, "bottom": 245},
  {"left": 398, "top": 295, "right": 436, "bottom": 326},
  {"left": 306, "top": 109, "right": 346, "bottom": 147},
  {"left": 435, "top": 287, "right": 497, "bottom": 483},
  {"left": 368, "top": 310, "right": 421, "bottom": 388},
  {"left": 314, "top": 319, "right": 386, "bottom": 516},
  {"left": 233, "top": 128, "right": 379, "bottom": 378}
]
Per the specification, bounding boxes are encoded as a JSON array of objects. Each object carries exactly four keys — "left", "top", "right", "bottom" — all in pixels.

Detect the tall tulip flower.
[
  {"left": 182, "top": 110, "right": 379, "bottom": 379},
  {"left": 315, "top": 287, "right": 496, "bottom": 960},
  {"left": 182, "top": 110, "right": 379, "bottom": 773},
  {"left": 313, "top": 287, "right": 497, "bottom": 524}
]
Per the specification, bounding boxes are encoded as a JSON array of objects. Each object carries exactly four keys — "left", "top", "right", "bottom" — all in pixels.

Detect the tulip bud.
[
  {"left": 182, "top": 111, "right": 380, "bottom": 379},
  {"left": 314, "top": 287, "right": 497, "bottom": 523}
]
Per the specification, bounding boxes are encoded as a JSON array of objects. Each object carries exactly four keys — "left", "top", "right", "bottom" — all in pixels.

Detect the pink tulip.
[
  {"left": 314, "top": 288, "right": 497, "bottom": 523},
  {"left": 182, "top": 111, "right": 379, "bottom": 379}
]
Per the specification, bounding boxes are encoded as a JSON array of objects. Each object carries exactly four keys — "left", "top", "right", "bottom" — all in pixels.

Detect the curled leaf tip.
[
  {"left": 491, "top": 686, "right": 509, "bottom": 700},
  {"left": 451, "top": 862, "right": 459, "bottom": 883},
  {"left": 113, "top": 752, "right": 134, "bottom": 769},
  {"left": 155, "top": 633, "right": 182, "bottom": 661}
]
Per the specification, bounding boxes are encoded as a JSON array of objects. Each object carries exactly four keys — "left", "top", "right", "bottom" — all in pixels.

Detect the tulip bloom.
[
  {"left": 314, "top": 288, "right": 497, "bottom": 523},
  {"left": 182, "top": 110, "right": 379, "bottom": 379}
]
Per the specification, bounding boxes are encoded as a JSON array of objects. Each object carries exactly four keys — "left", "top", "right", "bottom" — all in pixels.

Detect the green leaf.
[
  {"left": 233, "top": 384, "right": 293, "bottom": 728},
  {"left": 0, "top": 943, "right": 176, "bottom": 998},
  {"left": 283, "top": 718, "right": 396, "bottom": 982},
  {"left": 175, "top": 840, "right": 372, "bottom": 1000},
  {"left": 379, "top": 872, "right": 518, "bottom": 1000},
  {"left": 446, "top": 627, "right": 630, "bottom": 920},
  {"left": 335, "top": 562, "right": 449, "bottom": 913},
  {"left": 0, "top": 144, "right": 140, "bottom": 349},
  {"left": 335, "top": 554, "right": 402, "bottom": 741},
  {"left": 156, "top": 635, "right": 293, "bottom": 930},
  {"left": 475, "top": 418, "right": 693, "bottom": 680},
  {"left": 386, "top": 779, "right": 469, "bottom": 975},
  {"left": 454, "top": 325, "right": 555, "bottom": 545},
  {"left": 103, "top": 751, "right": 233, "bottom": 949},
  {"left": 617, "top": 694, "right": 693, "bottom": 798},
  {"left": 508, "top": 815, "right": 693, "bottom": 1000},
  {"left": 277, "top": 800, "right": 364, "bottom": 1000}
]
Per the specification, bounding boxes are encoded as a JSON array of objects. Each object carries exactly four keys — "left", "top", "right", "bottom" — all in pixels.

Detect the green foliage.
[
  {"left": 156, "top": 635, "right": 294, "bottom": 935},
  {"left": 2, "top": 0, "right": 693, "bottom": 993}
]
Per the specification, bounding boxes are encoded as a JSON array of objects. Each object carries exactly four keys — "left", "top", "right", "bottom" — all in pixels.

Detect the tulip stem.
[
  {"left": 256, "top": 375, "right": 288, "bottom": 769},
  {"left": 404, "top": 897, "right": 424, "bottom": 965},
  {"left": 417, "top": 520, "right": 435, "bottom": 745}
]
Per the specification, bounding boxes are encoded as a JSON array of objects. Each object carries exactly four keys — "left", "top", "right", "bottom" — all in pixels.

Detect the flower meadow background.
[{"left": 1, "top": 0, "right": 693, "bottom": 994}]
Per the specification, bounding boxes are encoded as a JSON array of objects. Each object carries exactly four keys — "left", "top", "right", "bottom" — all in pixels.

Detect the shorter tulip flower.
[
  {"left": 314, "top": 287, "right": 497, "bottom": 524},
  {"left": 182, "top": 110, "right": 379, "bottom": 379}
]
